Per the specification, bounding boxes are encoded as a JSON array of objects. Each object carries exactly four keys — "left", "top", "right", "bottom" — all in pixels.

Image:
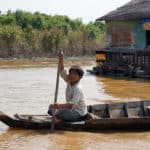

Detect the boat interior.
[{"left": 87, "top": 100, "right": 150, "bottom": 119}]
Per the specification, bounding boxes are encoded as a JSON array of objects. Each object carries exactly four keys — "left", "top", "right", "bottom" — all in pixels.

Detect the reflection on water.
[
  {"left": 0, "top": 130, "right": 150, "bottom": 150},
  {"left": 0, "top": 64, "right": 150, "bottom": 150},
  {"left": 96, "top": 77, "right": 150, "bottom": 103}
]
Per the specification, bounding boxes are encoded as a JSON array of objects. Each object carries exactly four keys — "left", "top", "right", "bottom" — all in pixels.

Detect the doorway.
[{"left": 146, "top": 30, "right": 150, "bottom": 48}]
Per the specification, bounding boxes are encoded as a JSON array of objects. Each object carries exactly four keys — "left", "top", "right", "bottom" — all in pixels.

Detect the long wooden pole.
[{"left": 51, "top": 54, "right": 60, "bottom": 132}]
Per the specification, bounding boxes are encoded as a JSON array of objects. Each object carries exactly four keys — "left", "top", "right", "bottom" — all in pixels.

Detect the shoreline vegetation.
[
  {"left": 0, "top": 10, "right": 105, "bottom": 59},
  {"left": 0, "top": 56, "right": 95, "bottom": 68}
]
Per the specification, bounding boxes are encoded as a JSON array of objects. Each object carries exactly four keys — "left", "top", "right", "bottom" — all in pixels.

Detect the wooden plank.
[
  {"left": 127, "top": 101, "right": 144, "bottom": 117},
  {"left": 109, "top": 103, "right": 127, "bottom": 118}
]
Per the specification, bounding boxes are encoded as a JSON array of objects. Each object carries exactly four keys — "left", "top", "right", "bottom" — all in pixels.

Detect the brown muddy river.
[{"left": 0, "top": 61, "right": 150, "bottom": 150}]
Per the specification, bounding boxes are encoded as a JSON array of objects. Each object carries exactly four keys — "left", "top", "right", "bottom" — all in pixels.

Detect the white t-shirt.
[{"left": 61, "top": 70, "right": 87, "bottom": 116}]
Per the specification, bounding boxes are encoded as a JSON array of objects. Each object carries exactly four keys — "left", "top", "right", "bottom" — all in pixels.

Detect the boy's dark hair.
[{"left": 69, "top": 66, "right": 84, "bottom": 77}]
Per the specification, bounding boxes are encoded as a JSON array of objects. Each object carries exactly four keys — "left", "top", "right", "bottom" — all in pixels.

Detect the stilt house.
[{"left": 96, "top": 0, "right": 150, "bottom": 77}]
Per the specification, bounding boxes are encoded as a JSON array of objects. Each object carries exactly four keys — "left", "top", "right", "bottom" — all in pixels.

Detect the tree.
[
  {"left": 0, "top": 10, "right": 105, "bottom": 57},
  {"left": 0, "top": 25, "right": 22, "bottom": 57}
]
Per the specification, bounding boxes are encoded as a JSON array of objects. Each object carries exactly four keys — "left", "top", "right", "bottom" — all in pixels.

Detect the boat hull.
[{"left": 1, "top": 100, "right": 150, "bottom": 131}]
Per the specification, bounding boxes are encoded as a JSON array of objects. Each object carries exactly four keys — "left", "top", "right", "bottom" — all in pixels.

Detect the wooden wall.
[
  {"left": 133, "top": 22, "right": 146, "bottom": 49},
  {"left": 105, "top": 21, "right": 146, "bottom": 49}
]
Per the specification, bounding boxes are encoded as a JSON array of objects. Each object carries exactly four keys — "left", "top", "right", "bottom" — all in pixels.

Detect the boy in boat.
[{"left": 48, "top": 52, "right": 87, "bottom": 123}]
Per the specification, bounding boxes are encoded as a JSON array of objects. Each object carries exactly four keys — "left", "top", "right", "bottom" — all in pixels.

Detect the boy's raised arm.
[{"left": 58, "top": 51, "right": 68, "bottom": 82}]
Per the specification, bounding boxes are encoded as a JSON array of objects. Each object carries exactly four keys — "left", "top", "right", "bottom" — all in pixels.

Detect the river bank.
[{"left": 0, "top": 56, "right": 95, "bottom": 69}]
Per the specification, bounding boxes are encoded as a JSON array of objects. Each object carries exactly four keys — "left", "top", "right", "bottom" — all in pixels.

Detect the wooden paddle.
[{"left": 51, "top": 51, "right": 61, "bottom": 132}]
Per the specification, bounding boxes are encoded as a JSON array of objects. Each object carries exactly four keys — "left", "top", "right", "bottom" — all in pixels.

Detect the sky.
[{"left": 0, "top": 0, "right": 131, "bottom": 23}]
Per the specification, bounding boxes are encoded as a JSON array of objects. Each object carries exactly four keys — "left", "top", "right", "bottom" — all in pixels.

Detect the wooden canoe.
[{"left": 0, "top": 100, "right": 150, "bottom": 131}]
